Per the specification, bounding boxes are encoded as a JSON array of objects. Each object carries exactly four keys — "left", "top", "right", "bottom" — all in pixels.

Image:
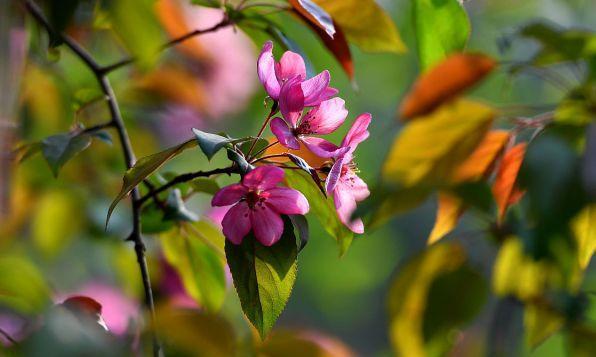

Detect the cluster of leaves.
[{"left": 359, "top": 13, "right": 596, "bottom": 356}]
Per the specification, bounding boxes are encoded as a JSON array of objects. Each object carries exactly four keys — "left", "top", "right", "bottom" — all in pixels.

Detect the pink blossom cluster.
[{"left": 213, "top": 41, "right": 371, "bottom": 246}]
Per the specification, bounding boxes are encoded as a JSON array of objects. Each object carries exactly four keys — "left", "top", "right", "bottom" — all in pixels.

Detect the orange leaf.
[
  {"left": 291, "top": 11, "right": 354, "bottom": 79},
  {"left": 399, "top": 53, "right": 496, "bottom": 120},
  {"left": 428, "top": 192, "right": 465, "bottom": 244},
  {"left": 492, "top": 143, "right": 527, "bottom": 223},
  {"left": 263, "top": 137, "right": 327, "bottom": 169},
  {"left": 451, "top": 130, "right": 510, "bottom": 183}
]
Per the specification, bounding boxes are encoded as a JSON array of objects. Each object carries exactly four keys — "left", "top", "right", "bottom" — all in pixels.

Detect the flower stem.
[{"left": 246, "top": 102, "right": 279, "bottom": 159}]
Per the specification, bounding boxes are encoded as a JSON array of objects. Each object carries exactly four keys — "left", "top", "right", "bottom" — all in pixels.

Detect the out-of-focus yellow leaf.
[
  {"left": 493, "top": 238, "right": 550, "bottom": 301},
  {"left": 427, "top": 192, "right": 464, "bottom": 245},
  {"left": 400, "top": 53, "right": 496, "bottom": 120},
  {"left": 313, "top": 0, "right": 406, "bottom": 54},
  {"left": 524, "top": 304, "right": 563, "bottom": 348},
  {"left": 383, "top": 99, "right": 494, "bottom": 187},
  {"left": 161, "top": 222, "right": 226, "bottom": 312},
  {"left": 0, "top": 255, "right": 51, "bottom": 314},
  {"left": 388, "top": 243, "right": 467, "bottom": 357},
  {"left": 259, "top": 329, "right": 355, "bottom": 357},
  {"left": 156, "top": 305, "right": 236, "bottom": 356},
  {"left": 572, "top": 205, "right": 596, "bottom": 269},
  {"left": 569, "top": 325, "right": 596, "bottom": 357},
  {"left": 32, "top": 189, "right": 83, "bottom": 258},
  {"left": 492, "top": 143, "right": 527, "bottom": 223}
]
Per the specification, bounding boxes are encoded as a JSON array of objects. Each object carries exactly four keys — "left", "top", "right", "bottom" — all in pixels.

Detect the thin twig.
[
  {"left": 23, "top": 1, "right": 160, "bottom": 355},
  {"left": 247, "top": 103, "right": 278, "bottom": 158},
  {"left": 251, "top": 139, "right": 279, "bottom": 160},
  {"left": 139, "top": 166, "right": 238, "bottom": 205}
]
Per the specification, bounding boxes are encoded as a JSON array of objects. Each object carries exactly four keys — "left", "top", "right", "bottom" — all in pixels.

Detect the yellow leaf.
[
  {"left": 383, "top": 99, "right": 494, "bottom": 187},
  {"left": 524, "top": 304, "right": 563, "bottom": 348},
  {"left": 492, "top": 238, "right": 550, "bottom": 301},
  {"left": 313, "top": 0, "right": 406, "bottom": 54},
  {"left": 427, "top": 192, "right": 464, "bottom": 245},
  {"left": 572, "top": 205, "right": 596, "bottom": 269},
  {"left": 388, "top": 243, "right": 466, "bottom": 357}
]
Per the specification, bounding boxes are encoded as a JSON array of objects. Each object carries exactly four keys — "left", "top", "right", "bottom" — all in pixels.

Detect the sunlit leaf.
[
  {"left": 400, "top": 53, "right": 496, "bottom": 120},
  {"left": 313, "top": 0, "right": 406, "bottom": 54},
  {"left": 107, "top": 139, "right": 197, "bottom": 226},
  {"left": 554, "top": 85, "right": 596, "bottom": 126},
  {"left": 388, "top": 243, "right": 487, "bottom": 357},
  {"left": 413, "top": 0, "right": 470, "bottom": 70},
  {"left": 0, "top": 256, "right": 51, "bottom": 314},
  {"left": 156, "top": 306, "right": 236, "bottom": 356},
  {"left": 571, "top": 205, "right": 596, "bottom": 269},
  {"left": 225, "top": 219, "right": 297, "bottom": 338},
  {"left": 492, "top": 238, "right": 550, "bottom": 301},
  {"left": 492, "top": 143, "right": 526, "bottom": 223},
  {"left": 451, "top": 130, "right": 510, "bottom": 182},
  {"left": 42, "top": 132, "right": 92, "bottom": 177},
  {"left": 106, "top": 0, "right": 164, "bottom": 69},
  {"left": 284, "top": 170, "right": 353, "bottom": 256},
  {"left": 161, "top": 223, "right": 227, "bottom": 312},
  {"left": 384, "top": 99, "right": 494, "bottom": 187},
  {"left": 289, "top": 0, "right": 335, "bottom": 38},
  {"left": 524, "top": 304, "right": 563, "bottom": 348},
  {"left": 427, "top": 192, "right": 464, "bottom": 245}
]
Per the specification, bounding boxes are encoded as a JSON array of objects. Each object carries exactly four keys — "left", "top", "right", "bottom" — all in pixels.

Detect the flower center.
[{"left": 245, "top": 190, "right": 267, "bottom": 210}]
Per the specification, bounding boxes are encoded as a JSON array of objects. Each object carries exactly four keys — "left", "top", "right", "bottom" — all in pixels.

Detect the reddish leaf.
[
  {"left": 288, "top": 0, "right": 335, "bottom": 38},
  {"left": 291, "top": 11, "right": 354, "bottom": 79},
  {"left": 399, "top": 53, "right": 496, "bottom": 120},
  {"left": 492, "top": 143, "right": 527, "bottom": 223},
  {"left": 451, "top": 130, "right": 510, "bottom": 183},
  {"left": 61, "top": 295, "right": 102, "bottom": 314},
  {"left": 428, "top": 192, "right": 465, "bottom": 244}
]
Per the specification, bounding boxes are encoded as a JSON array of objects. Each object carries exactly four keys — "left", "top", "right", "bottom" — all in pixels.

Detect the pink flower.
[
  {"left": 257, "top": 41, "right": 337, "bottom": 104},
  {"left": 325, "top": 114, "right": 372, "bottom": 233},
  {"left": 212, "top": 166, "right": 309, "bottom": 246},
  {"left": 270, "top": 94, "right": 349, "bottom": 157}
]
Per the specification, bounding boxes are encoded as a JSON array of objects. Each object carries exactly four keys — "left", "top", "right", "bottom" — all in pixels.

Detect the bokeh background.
[{"left": 1, "top": 0, "right": 595, "bottom": 355}]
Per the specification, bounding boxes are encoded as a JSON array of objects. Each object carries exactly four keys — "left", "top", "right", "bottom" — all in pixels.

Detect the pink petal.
[
  {"left": 301, "top": 98, "right": 348, "bottom": 135},
  {"left": 243, "top": 166, "right": 285, "bottom": 190},
  {"left": 334, "top": 187, "right": 364, "bottom": 234},
  {"left": 301, "top": 70, "right": 331, "bottom": 107},
  {"left": 222, "top": 203, "right": 252, "bottom": 245},
  {"left": 341, "top": 113, "right": 372, "bottom": 154},
  {"left": 325, "top": 156, "right": 345, "bottom": 194},
  {"left": 321, "top": 87, "right": 339, "bottom": 101},
  {"left": 257, "top": 41, "right": 281, "bottom": 100},
  {"left": 301, "top": 136, "right": 342, "bottom": 158},
  {"left": 270, "top": 117, "right": 300, "bottom": 150},
  {"left": 276, "top": 51, "right": 306, "bottom": 82},
  {"left": 279, "top": 78, "right": 305, "bottom": 126},
  {"left": 266, "top": 187, "right": 309, "bottom": 215},
  {"left": 212, "top": 184, "right": 247, "bottom": 206},
  {"left": 349, "top": 173, "right": 370, "bottom": 202},
  {"left": 250, "top": 206, "right": 285, "bottom": 246}
]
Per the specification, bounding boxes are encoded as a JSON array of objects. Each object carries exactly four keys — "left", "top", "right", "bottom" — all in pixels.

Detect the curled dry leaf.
[
  {"left": 399, "top": 53, "right": 496, "bottom": 120},
  {"left": 288, "top": 0, "right": 335, "bottom": 38},
  {"left": 492, "top": 143, "right": 527, "bottom": 223}
]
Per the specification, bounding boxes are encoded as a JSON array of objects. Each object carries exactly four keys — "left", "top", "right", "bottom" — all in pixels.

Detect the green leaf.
[
  {"left": 413, "top": 0, "right": 470, "bottom": 70},
  {"left": 161, "top": 223, "right": 227, "bottom": 312},
  {"left": 141, "top": 203, "right": 175, "bottom": 234},
  {"left": 225, "top": 219, "right": 297, "bottom": 338},
  {"left": 192, "top": 128, "right": 237, "bottom": 160},
  {"left": 190, "top": 0, "right": 222, "bottom": 8},
  {"left": 91, "top": 130, "right": 113, "bottom": 145},
  {"left": 106, "top": 139, "right": 197, "bottom": 226},
  {"left": 0, "top": 256, "right": 51, "bottom": 314},
  {"left": 189, "top": 177, "right": 221, "bottom": 195},
  {"left": 48, "top": 0, "right": 80, "bottom": 47},
  {"left": 284, "top": 170, "right": 353, "bottom": 256},
  {"left": 163, "top": 189, "right": 199, "bottom": 222},
  {"left": 572, "top": 204, "right": 596, "bottom": 269},
  {"left": 106, "top": 0, "right": 164, "bottom": 69},
  {"left": 226, "top": 148, "right": 253, "bottom": 174},
  {"left": 289, "top": 214, "right": 309, "bottom": 252},
  {"left": 42, "top": 132, "right": 92, "bottom": 177}
]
